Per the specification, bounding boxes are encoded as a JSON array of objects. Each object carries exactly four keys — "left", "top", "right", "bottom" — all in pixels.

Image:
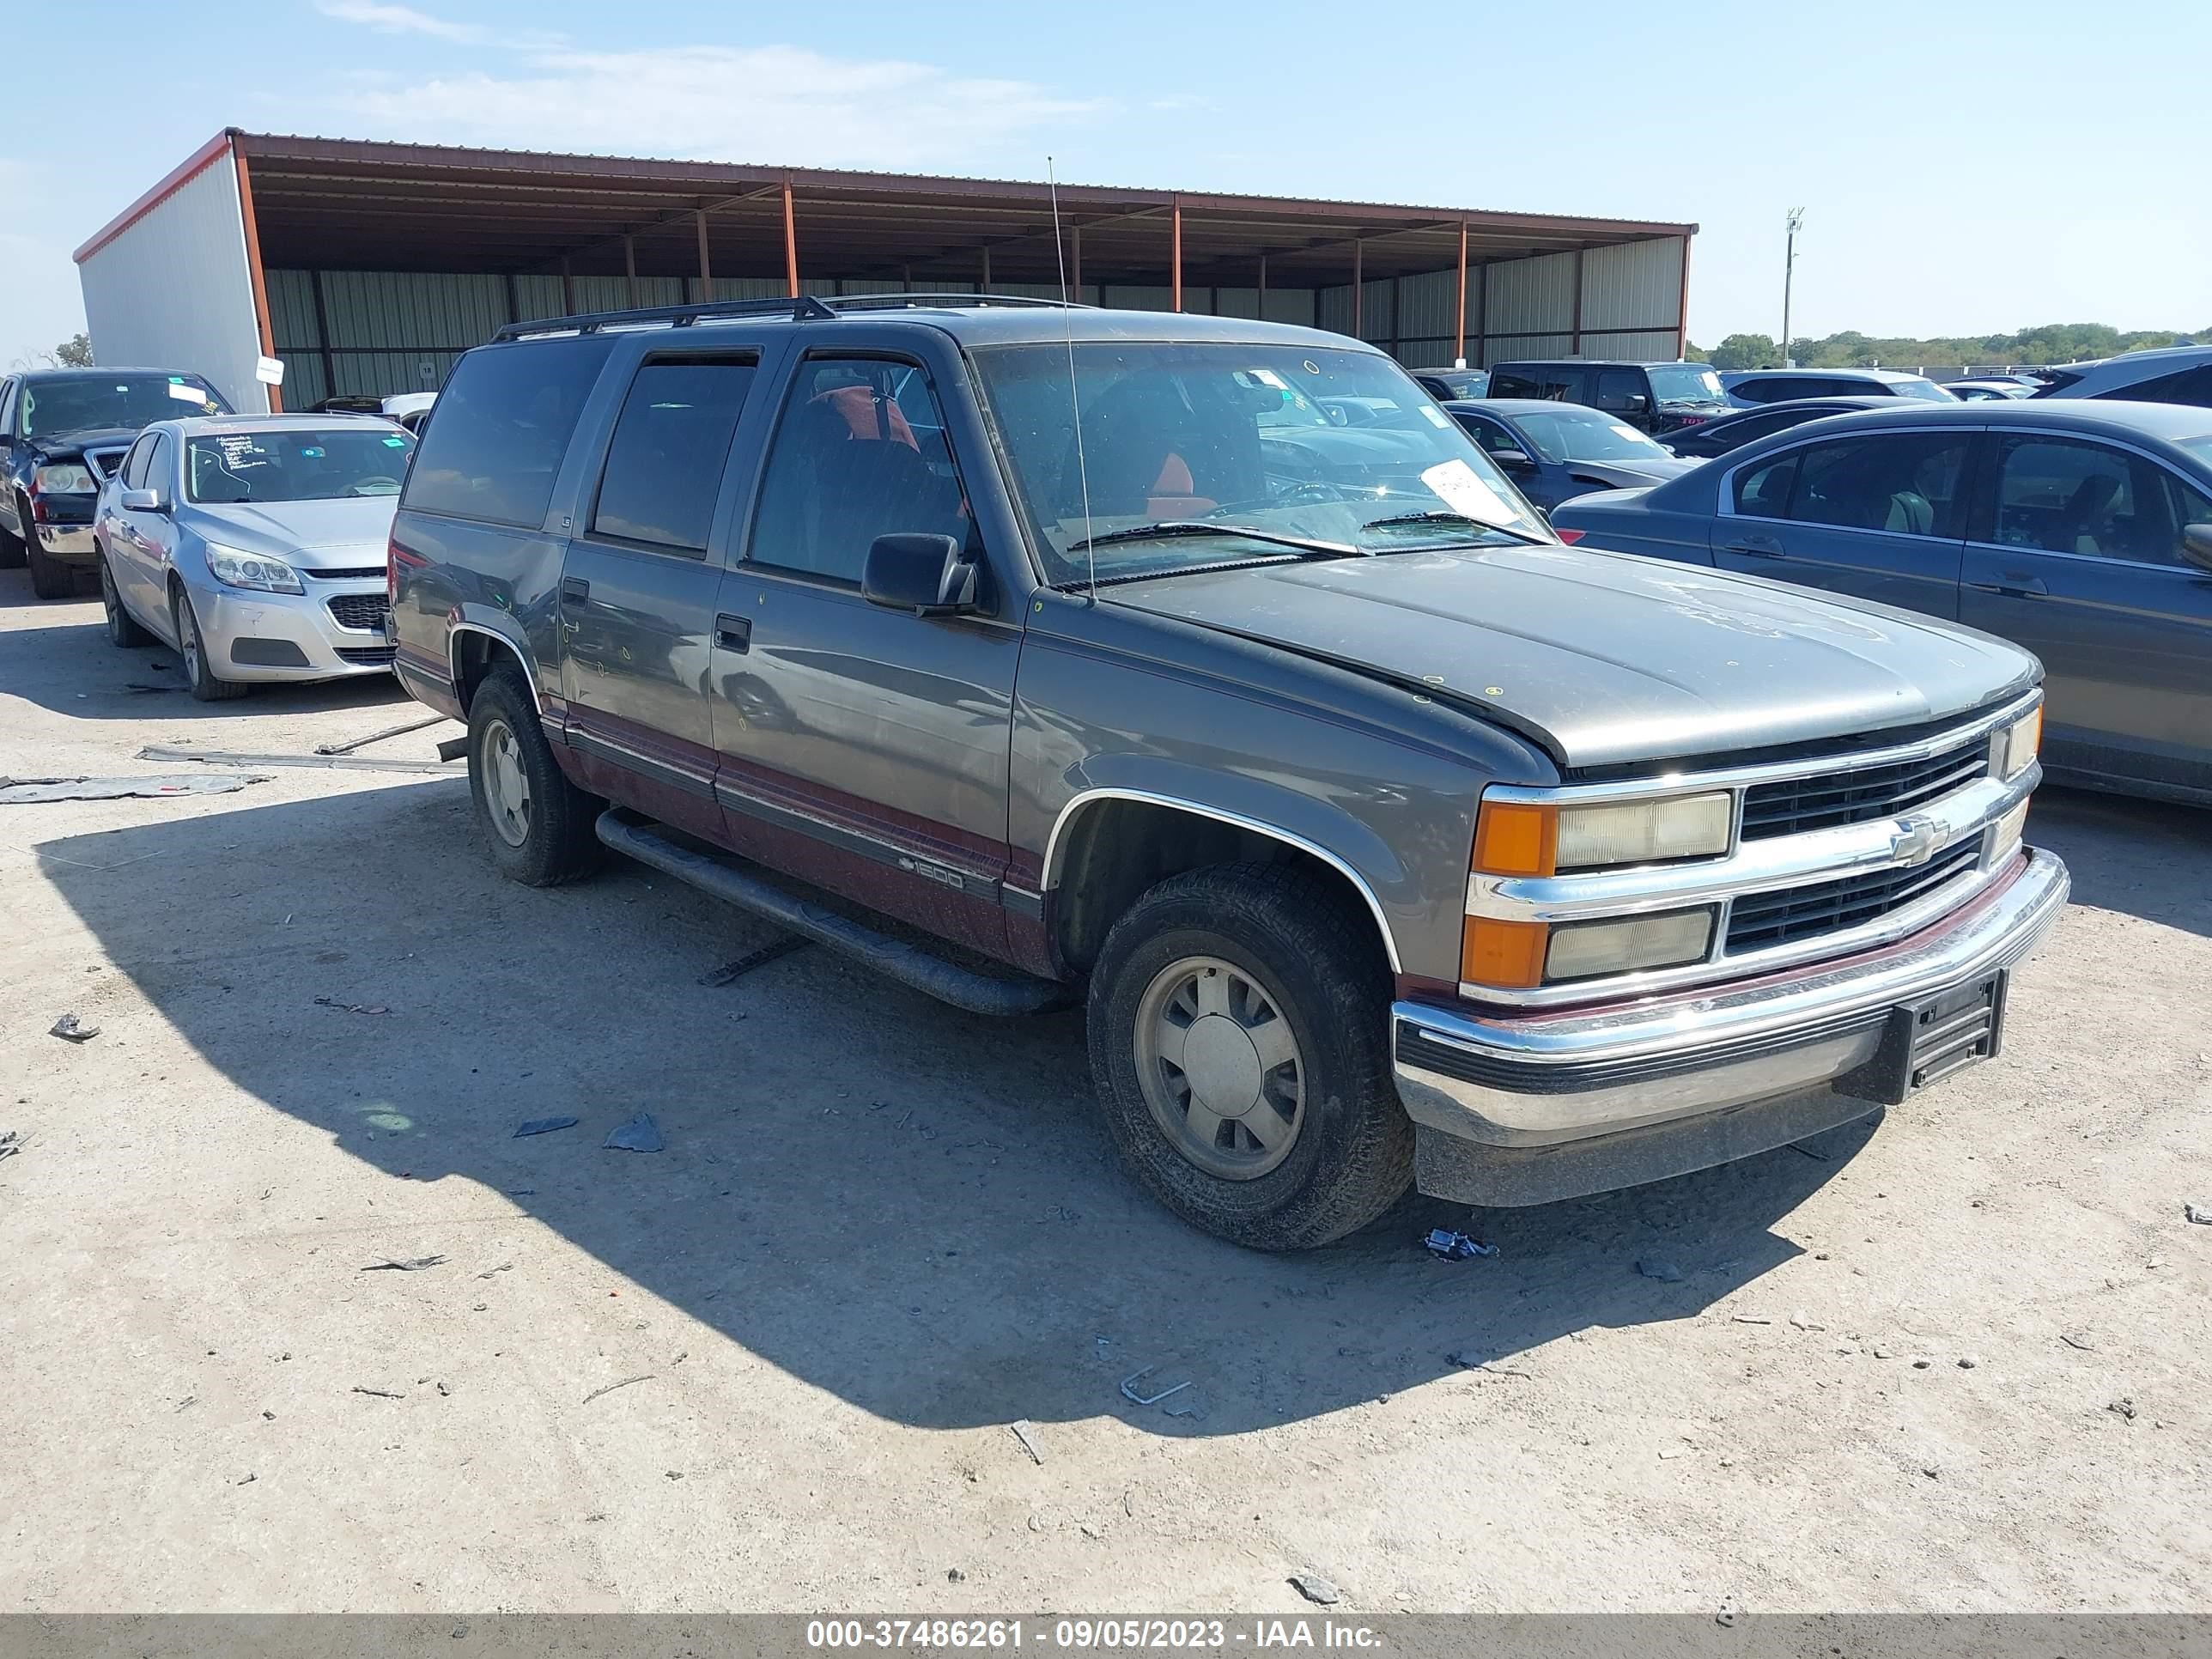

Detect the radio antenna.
[{"left": 1047, "top": 156, "right": 1097, "bottom": 602}]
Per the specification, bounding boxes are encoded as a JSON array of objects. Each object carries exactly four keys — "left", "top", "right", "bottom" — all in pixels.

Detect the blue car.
[
  {"left": 1550, "top": 400, "right": 2212, "bottom": 806},
  {"left": 1441, "top": 398, "right": 1698, "bottom": 514}
]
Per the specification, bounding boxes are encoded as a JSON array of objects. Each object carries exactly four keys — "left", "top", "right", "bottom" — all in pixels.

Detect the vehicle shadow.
[
  {"left": 2027, "top": 785, "right": 2212, "bottom": 939},
  {"left": 36, "top": 781, "right": 1860, "bottom": 1437},
  {"left": 0, "top": 609, "right": 415, "bottom": 724}
]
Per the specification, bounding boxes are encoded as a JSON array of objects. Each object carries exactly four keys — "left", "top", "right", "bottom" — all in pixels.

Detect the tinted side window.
[
  {"left": 748, "top": 357, "right": 972, "bottom": 584},
  {"left": 0, "top": 379, "right": 15, "bottom": 433},
  {"left": 403, "top": 336, "right": 616, "bottom": 528},
  {"left": 1789, "top": 433, "right": 1969, "bottom": 538},
  {"left": 119, "top": 434, "right": 155, "bottom": 489},
  {"left": 1734, "top": 452, "right": 1799, "bottom": 517},
  {"left": 2117, "top": 365, "right": 2212, "bottom": 408},
  {"left": 1492, "top": 366, "right": 1586, "bottom": 403},
  {"left": 1455, "top": 412, "right": 1524, "bottom": 459},
  {"left": 1730, "top": 380, "right": 1780, "bottom": 404},
  {"left": 144, "top": 434, "right": 174, "bottom": 496},
  {"left": 1591, "top": 369, "right": 1644, "bottom": 413},
  {"left": 1990, "top": 436, "right": 2192, "bottom": 565},
  {"left": 589, "top": 357, "right": 757, "bottom": 553}
]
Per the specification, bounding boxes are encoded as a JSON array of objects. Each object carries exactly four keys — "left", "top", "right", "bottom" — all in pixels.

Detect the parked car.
[
  {"left": 1723, "top": 368, "right": 1955, "bottom": 406},
  {"left": 390, "top": 295, "right": 2063, "bottom": 1250},
  {"left": 1485, "top": 359, "right": 1732, "bottom": 434},
  {"left": 1658, "top": 396, "right": 1901, "bottom": 458},
  {"left": 2030, "top": 344, "right": 2212, "bottom": 409},
  {"left": 1442, "top": 398, "right": 1698, "bottom": 510},
  {"left": 1550, "top": 400, "right": 2212, "bottom": 805},
  {"left": 1409, "top": 367, "right": 1489, "bottom": 401},
  {"left": 92, "top": 414, "right": 413, "bottom": 699},
  {"left": 0, "top": 368, "right": 230, "bottom": 598},
  {"left": 1945, "top": 380, "right": 2037, "bottom": 401},
  {"left": 313, "top": 392, "right": 437, "bottom": 434}
]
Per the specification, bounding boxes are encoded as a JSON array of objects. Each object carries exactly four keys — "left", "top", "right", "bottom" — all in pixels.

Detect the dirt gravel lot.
[{"left": 1, "top": 569, "right": 2208, "bottom": 1615}]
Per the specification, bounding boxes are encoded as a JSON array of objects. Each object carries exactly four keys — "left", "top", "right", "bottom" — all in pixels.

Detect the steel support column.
[
  {"left": 1455, "top": 220, "right": 1469, "bottom": 365},
  {"left": 1352, "top": 239, "right": 1364, "bottom": 338},
  {"left": 1171, "top": 199, "right": 1183, "bottom": 312},
  {"left": 230, "top": 140, "right": 283, "bottom": 412},
  {"left": 623, "top": 234, "right": 637, "bottom": 307},
  {"left": 782, "top": 184, "right": 799, "bottom": 298},
  {"left": 695, "top": 209, "right": 713, "bottom": 302}
]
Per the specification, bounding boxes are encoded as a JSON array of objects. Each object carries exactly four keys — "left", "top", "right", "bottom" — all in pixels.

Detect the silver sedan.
[{"left": 94, "top": 415, "right": 413, "bottom": 700}]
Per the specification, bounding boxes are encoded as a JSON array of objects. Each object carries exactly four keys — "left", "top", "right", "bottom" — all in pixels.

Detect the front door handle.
[
  {"left": 560, "top": 574, "right": 590, "bottom": 603},
  {"left": 1966, "top": 574, "right": 2049, "bottom": 598},
  {"left": 1723, "top": 534, "right": 1785, "bottom": 558},
  {"left": 715, "top": 613, "right": 751, "bottom": 652}
]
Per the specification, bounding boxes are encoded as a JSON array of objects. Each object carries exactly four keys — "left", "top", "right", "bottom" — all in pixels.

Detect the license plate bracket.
[{"left": 1837, "top": 970, "right": 2009, "bottom": 1106}]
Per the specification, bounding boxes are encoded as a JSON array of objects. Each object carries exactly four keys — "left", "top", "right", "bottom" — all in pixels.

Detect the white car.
[{"left": 93, "top": 414, "right": 414, "bottom": 700}]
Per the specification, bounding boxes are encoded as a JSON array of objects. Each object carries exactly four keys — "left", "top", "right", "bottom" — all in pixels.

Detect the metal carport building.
[{"left": 75, "top": 130, "right": 1697, "bottom": 414}]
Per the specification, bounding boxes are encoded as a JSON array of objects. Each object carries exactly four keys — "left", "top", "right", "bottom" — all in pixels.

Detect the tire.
[
  {"left": 99, "top": 549, "right": 152, "bottom": 647},
  {"left": 0, "top": 497, "right": 24, "bottom": 569},
  {"left": 467, "top": 665, "right": 600, "bottom": 886},
  {"left": 1085, "top": 861, "right": 1413, "bottom": 1250},
  {"left": 27, "top": 519, "right": 73, "bottom": 599},
  {"left": 171, "top": 584, "right": 248, "bottom": 701}
]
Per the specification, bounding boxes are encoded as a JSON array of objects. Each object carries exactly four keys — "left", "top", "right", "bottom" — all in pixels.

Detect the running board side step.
[{"left": 594, "top": 811, "right": 1068, "bottom": 1018}]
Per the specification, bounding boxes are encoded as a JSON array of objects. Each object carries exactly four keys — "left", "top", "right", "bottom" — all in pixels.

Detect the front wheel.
[
  {"left": 466, "top": 666, "right": 600, "bottom": 886},
  {"left": 1086, "top": 861, "right": 1413, "bottom": 1250},
  {"left": 172, "top": 585, "right": 247, "bottom": 701}
]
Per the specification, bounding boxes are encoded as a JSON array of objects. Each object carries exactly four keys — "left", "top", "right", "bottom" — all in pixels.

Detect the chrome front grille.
[
  {"left": 1726, "top": 842, "right": 1981, "bottom": 951},
  {"left": 1740, "top": 743, "right": 1991, "bottom": 840},
  {"left": 325, "top": 593, "right": 390, "bottom": 631}
]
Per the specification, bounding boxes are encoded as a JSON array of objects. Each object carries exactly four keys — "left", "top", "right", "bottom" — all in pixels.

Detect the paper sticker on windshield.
[
  {"left": 382, "top": 435, "right": 408, "bottom": 447},
  {"left": 167, "top": 382, "right": 207, "bottom": 403},
  {"left": 1419, "top": 404, "right": 1450, "bottom": 428},
  {"left": 1421, "top": 459, "right": 1519, "bottom": 528},
  {"left": 1248, "top": 368, "right": 1289, "bottom": 390},
  {"left": 1610, "top": 423, "right": 1643, "bottom": 441}
]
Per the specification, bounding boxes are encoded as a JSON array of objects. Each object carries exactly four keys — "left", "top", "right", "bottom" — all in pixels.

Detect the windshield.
[
  {"left": 1892, "top": 377, "right": 1958, "bottom": 402},
  {"left": 1426, "top": 370, "right": 1489, "bottom": 398},
  {"left": 20, "top": 374, "right": 228, "bottom": 439},
  {"left": 971, "top": 342, "right": 1547, "bottom": 585},
  {"left": 186, "top": 428, "right": 416, "bottom": 504},
  {"left": 1646, "top": 366, "right": 1728, "bottom": 404},
  {"left": 1508, "top": 406, "right": 1673, "bottom": 465}
]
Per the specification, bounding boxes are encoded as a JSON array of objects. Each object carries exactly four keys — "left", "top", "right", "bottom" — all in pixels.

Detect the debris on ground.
[
  {"left": 351, "top": 1386, "right": 404, "bottom": 1400},
  {"left": 1289, "top": 1572, "right": 1342, "bottom": 1607},
  {"left": 1958, "top": 1356, "right": 1979, "bottom": 1370},
  {"left": 604, "top": 1112, "right": 665, "bottom": 1152},
  {"left": 514, "top": 1115, "right": 579, "bottom": 1138},
  {"left": 477, "top": 1262, "right": 514, "bottom": 1279},
  {"left": 313, "top": 997, "right": 390, "bottom": 1016},
  {"left": 2059, "top": 1333, "right": 2097, "bottom": 1352},
  {"left": 137, "top": 743, "right": 458, "bottom": 776},
  {"left": 1447, "top": 1350, "right": 1530, "bottom": 1378},
  {"left": 313, "top": 715, "right": 447, "bottom": 757},
  {"left": 1636, "top": 1256, "right": 1684, "bottom": 1282},
  {"left": 945, "top": 1569, "right": 965, "bottom": 1583},
  {"left": 1716, "top": 1595, "right": 1741, "bottom": 1628},
  {"left": 2185, "top": 1202, "right": 2212, "bottom": 1225},
  {"left": 0, "top": 1130, "right": 24, "bottom": 1162},
  {"left": 435, "top": 736, "right": 470, "bottom": 763},
  {"left": 1010, "top": 1420, "right": 1046, "bottom": 1466},
  {"left": 2108, "top": 1397, "right": 2137, "bottom": 1422},
  {"left": 1120, "top": 1365, "right": 1193, "bottom": 1407},
  {"left": 581, "top": 1373, "right": 655, "bottom": 1407},
  {"left": 2, "top": 773, "right": 267, "bottom": 804},
  {"left": 698, "top": 935, "right": 811, "bottom": 987},
  {"left": 1790, "top": 1310, "right": 1826, "bottom": 1331},
  {"left": 1422, "top": 1229, "right": 1498, "bottom": 1261},
  {"left": 358, "top": 1255, "right": 447, "bottom": 1273},
  {"left": 1732, "top": 1315, "right": 1775, "bottom": 1326},
  {"left": 48, "top": 1015, "right": 99, "bottom": 1042},
  {"left": 234, "top": 1473, "right": 257, "bottom": 1486}
]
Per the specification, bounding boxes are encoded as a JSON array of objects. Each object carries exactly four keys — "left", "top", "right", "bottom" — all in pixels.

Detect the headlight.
[
  {"left": 33, "top": 463, "right": 96, "bottom": 495},
  {"left": 204, "top": 543, "right": 304, "bottom": 595},
  {"left": 1474, "top": 791, "right": 1733, "bottom": 876},
  {"left": 1993, "top": 707, "right": 2041, "bottom": 781},
  {"left": 1545, "top": 908, "right": 1716, "bottom": 981}
]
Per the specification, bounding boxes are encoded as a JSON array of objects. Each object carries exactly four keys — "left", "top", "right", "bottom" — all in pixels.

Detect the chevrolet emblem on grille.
[{"left": 1888, "top": 813, "right": 1942, "bottom": 866}]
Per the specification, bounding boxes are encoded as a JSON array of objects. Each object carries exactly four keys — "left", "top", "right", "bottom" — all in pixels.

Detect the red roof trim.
[{"left": 73, "top": 130, "right": 240, "bottom": 265}]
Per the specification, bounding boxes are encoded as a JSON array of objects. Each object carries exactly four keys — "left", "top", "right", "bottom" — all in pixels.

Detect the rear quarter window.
[{"left": 402, "top": 337, "right": 616, "bottom": 528}]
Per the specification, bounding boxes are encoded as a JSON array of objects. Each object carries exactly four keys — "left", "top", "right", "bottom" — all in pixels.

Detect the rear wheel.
[
  {"left": 172, "top": 585, "right": 247, "bottom": 701},
  {"left": 1086, "top": 861, "right": 1413, "bottom": 1250},
  {"left": 467, "top": 665, "right": 600, "bottom": 885},
  {"left": 100, "top": 550, "right": 151, "bottom": 647}
]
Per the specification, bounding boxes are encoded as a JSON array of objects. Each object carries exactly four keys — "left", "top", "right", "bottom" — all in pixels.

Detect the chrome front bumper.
[
  {"left": 33, "top": 522, "right": 96, "bottom": 561},
  {"left": 1395, "top": 846, "right": 2068, "bottom": 1205}
]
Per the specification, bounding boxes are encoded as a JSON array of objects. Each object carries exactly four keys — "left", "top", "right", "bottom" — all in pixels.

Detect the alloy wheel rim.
[
  {"left": 1132, "top": 954, "right": 1304, "bottom": 1180},
  {"left": 101, "top": 562, "right": 121, "bottom": 637},
  {"left": 481, "top": 718, "right": 532, "bottom": 848},
  {"left": 177, "top": 600, "right": 199, "bottom": 678}
]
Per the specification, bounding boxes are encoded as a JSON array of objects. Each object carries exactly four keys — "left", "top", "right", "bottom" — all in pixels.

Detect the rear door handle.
[
  {"left": 560, "top": 575, "right": 590, "bottom": 602},
  {"left": 715, "top": 613, "right": 751, "bottom": 652},
  {"left": 1722, "top": 534, "right": 1785, "bottom": 558},
  {"left": 1966, "top": 574, "right": 2049, "bottom": 598}
]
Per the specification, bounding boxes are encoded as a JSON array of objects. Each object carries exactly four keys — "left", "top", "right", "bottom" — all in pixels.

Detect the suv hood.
[
  {"left": 23, "top": 424, "right": 138, "bottom": 461},
  {"left": 1103, "top": 544, "right": 2037, "bottom": 770}
]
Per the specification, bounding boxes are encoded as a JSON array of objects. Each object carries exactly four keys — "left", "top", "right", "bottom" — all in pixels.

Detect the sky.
[{"left": 3, "top": 0, "right": 2207, "bottom": 369}]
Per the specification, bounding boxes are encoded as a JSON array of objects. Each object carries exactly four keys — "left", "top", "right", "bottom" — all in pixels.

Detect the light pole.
[{"left": 1781, "top": 207, "right": 1804, "bottom": 368}]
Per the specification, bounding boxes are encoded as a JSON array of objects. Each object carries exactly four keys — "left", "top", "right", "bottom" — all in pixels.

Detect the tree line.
[{"left": 1691, "top": 323, "right": 2203, "bottom": 372}]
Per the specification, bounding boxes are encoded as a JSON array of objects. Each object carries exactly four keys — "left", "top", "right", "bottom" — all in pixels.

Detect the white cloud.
[
  {"left": 315, "top": 0, "right": 483, "bottom": 44},
  {"left": 331, "top": 44, "right": 1096, "bottom": 172}
]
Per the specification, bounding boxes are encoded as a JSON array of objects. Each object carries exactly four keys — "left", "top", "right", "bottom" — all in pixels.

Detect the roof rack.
[{"left": 494, "top": 290, "right": 1085, "bottom": 343}]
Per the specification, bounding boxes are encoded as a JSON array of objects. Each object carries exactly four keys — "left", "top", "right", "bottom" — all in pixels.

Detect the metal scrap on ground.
[
  {"left": 581, "top": 1374, "right": 655, "bottom": 1406},
  {"left": 137, "top": 744, "right": 459, "bottom": 776},
  {"left": 514, "top": 1115, "right": 579, "bottom": 1138},
  {"left": 604, "top": 1112, "right": 665, "bottom": 1152},
  {"left": 0, "top": 1130, "right": 23, "bottom": 1161},
  {"left": 48, "top": 1015, "right": 99, "bottom": 1042},
  {"left": 1423, "top": 1228, "right": 1498, "bottom": 1261},
  {"left": 313, "top": 715, "right": 448, "bottom": 757},
  {"left": 2, "top": 773, "right": 269, "bottom": 804},
  {"left": 313, "top": 997, "right": 389, "bottom": 1015},
  {"left": 359, "top": 1255, "right": 447, "bottom": 1273},
  {"left": 1010, "top": 1420, "right": 1046, "bottom": 1465}
]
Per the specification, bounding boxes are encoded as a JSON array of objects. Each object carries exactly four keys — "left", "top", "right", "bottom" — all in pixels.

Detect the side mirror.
[
  {"left": 1624, "top": 392, "right": 1652, "bottom": 413},
  {"left": 2183, "top": 523, "right": 2212, "bottom": 574},
  {"left": 1492, "top": 448, "right": 1535, "bottom": 471},
  {"left": 863, "top": 532, "right": 982, "bottom": 617},
  {"left": 118, "top": 488, "right": 167, "bottom": 514}
]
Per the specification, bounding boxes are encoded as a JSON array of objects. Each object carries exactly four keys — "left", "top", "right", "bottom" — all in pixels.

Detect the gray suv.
[{"left": 391, "top": 295, "right": 2067, "bottom": 1249}]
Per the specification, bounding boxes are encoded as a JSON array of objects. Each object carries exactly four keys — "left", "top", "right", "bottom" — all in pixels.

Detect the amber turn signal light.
[
  {"left": 1473, "top": 801, "right": 1559, "bottom": 878},
  {"left": 1461, "top": 917, "right": 1550, "bottom": 989}
]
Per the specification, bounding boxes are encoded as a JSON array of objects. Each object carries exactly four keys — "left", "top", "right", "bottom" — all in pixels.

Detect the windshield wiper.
[
  {"left": 1359, "top": 510, "right": 1553, "bottom": 549},
  {"left": 1064, "top": 520, "right": 1363, "bottom": 559}
]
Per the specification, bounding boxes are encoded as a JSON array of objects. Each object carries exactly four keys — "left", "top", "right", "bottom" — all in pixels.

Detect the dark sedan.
[
  {"left": 1442, "top": 398, "right": 1698, "bottom": 512},
  {"left": 1658, "top": 395, "right": 1900, "bottom": 459},
  {"left": 1550, "top": 400, "right": 2212, "bottom": 806}
]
